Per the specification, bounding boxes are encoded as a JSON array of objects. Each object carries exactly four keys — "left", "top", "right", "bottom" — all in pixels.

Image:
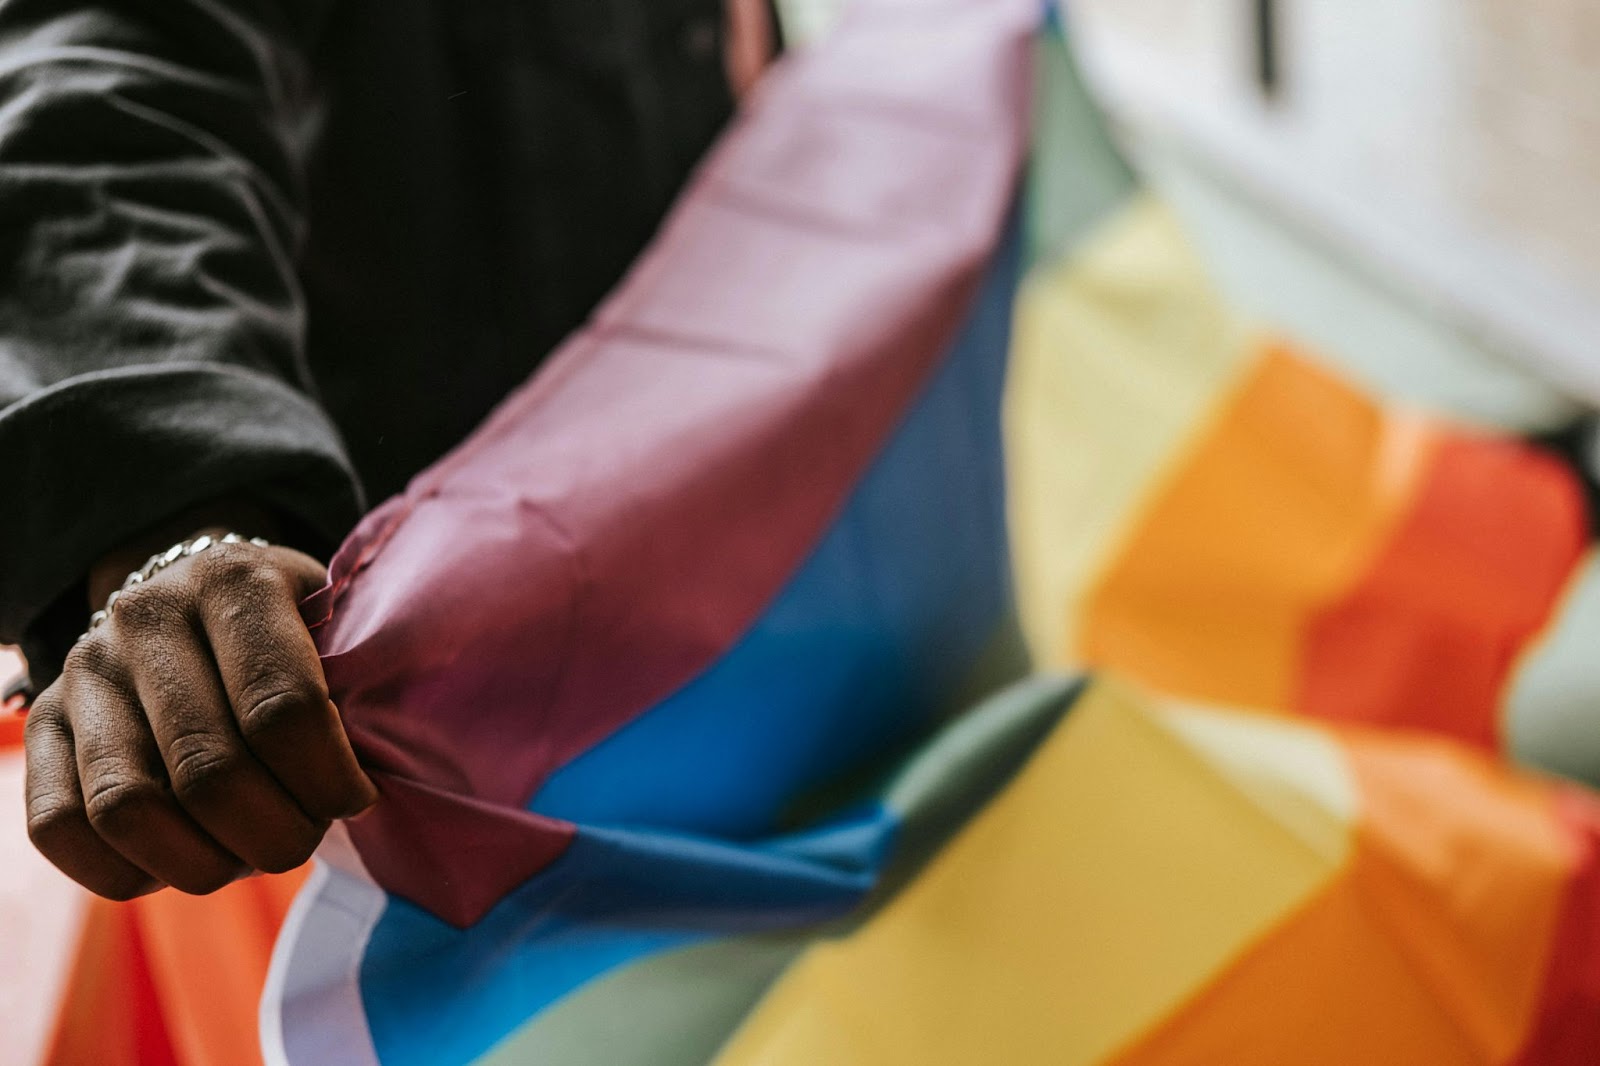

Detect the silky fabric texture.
[{"left": 251, "top": 3, "right": 1600, "bottom": 1063}]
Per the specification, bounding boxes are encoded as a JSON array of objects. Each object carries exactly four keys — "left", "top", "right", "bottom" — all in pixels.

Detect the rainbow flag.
[
  {"left": 16, "top": 0, "right": 1600, "bottom": 1061},
  {"left": 255, "top": 2, "right": 1600, "bottom": 1063}
]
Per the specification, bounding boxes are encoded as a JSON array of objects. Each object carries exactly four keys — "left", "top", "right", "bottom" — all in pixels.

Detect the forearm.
[{"left": 0, "top": 0, "right": 359, "bottom": 677}]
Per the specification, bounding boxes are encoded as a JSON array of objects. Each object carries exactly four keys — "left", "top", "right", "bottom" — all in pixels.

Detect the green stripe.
[
  {"left": 472, "top": 936, "right": 807, "bottom": 1066},
  {"left": 779, "top": 613, "right": 1033, "bottom": 832},
  {"left": 474, "top": 675, "right": 1084, "bottom": 1065},
  {"left": 869, "top": 673, "right": 1083, "bottom": 912},
  {"left": 1026, "top": 19, "right": 1140, "bottom": 270}
]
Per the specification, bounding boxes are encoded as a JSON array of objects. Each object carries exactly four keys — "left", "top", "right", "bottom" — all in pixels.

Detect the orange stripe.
[
  {"left": 46, "top": 868, "right": 306, "bottom": 1066},
  {"left": 1344, "top": 733, "right": 1573, "bottom": 1057},
  {"left": 1079, "top": 345, "right": 1429, "bottom": 709},
  {"left": 1296, "top": 434, "right": 1588, "bottom": 749},
  {"left": 45, "top": 898, "right": 178, "bottom": 1066},
  {"left": 1509, "top": 787, "right": 1600, "bottom": 1064},
  {"left": 140, "top": 868, "right": 307, "bottom": 1065},
  {"left": 1105, "top": 876, "right": 1490, "bottom": 1065},
  {"left": 1108, "top": 729, "right": 1573, "bottom": 1065}
]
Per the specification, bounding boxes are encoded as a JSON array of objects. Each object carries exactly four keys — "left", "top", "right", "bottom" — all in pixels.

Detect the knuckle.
[
  {"left": 83, "top": 775, "right": 164, "bottom": 834},
  {"left": 210, "top": 596, "right": 272, "bottom": 636},
  {"left": 22, "top": 691, "right": 67, "bottom": 741},
  {"left": 237, "top": 687, "right": 317, "bottom": 745},
  {"left": 112, "top": 580, "right": 186, "bottom": 632},
  {"left": 25, "top": 794, "right": 84, "bottom": 850},
  {"left": 62, "top": 636, "right": 120, "bottom": 680},
  {"left": 166, "top": 733, "right": 246, "bottom": 804},
  {"left": 197, "top": 543, "right": 278, "bottom": 590}
]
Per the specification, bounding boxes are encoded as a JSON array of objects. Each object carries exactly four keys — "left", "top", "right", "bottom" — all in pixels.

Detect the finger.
[
  {"left": 61, "top": 633, "right": 245, "bottom": 895},
  {"left": 129, "top": 624, "right": 326, "bottom": 874},
  {"left": 266, "top": 543, "right": 333, "bottom": 601},
  {"left": 24, "top": 683, "right": 159, "bottom": 900},
  {"left": 195, "top": 544, "right": 377, "bottom": 819}
]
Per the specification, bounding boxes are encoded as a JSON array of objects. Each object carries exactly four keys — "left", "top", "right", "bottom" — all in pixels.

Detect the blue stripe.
[
  {"left": 530, "top": 216, "right": 1023, "bottom": 836},
  {"left": 361, "top": 807, "right": 893, "bottom": 1066}
]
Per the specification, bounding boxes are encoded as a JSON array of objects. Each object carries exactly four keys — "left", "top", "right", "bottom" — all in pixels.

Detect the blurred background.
[
  {"left": 788, "top": 0, "right": 1600, "bottom": 412},
  {"left": 1079, "top": 0, "right": 1600, "bottom": 285},
  {"left": 1068, "top": 0, "right": 1600, "bottom": 402}
]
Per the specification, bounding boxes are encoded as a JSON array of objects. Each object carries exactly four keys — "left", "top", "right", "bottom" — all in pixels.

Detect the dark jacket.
[{"left": 0, "top": 0, "right": 741, "bottom": 682}]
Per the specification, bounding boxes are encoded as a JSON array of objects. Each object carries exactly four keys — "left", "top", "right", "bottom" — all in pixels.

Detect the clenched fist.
[{"left": 24, "top": 525, "right": 377, "bottom": 900}]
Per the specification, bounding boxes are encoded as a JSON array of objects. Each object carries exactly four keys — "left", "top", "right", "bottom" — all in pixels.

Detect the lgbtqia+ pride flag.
[
  {"left": 14, "top": 0, "right": 1600, "bottom": 1061},
  {"left": 256, "top": 0, "right": 1600, "bottom": 1062}
]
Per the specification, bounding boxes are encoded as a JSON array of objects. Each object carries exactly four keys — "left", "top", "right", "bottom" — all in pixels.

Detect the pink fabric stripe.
[{"left": 308, "top": 0, "right": 1036, "bottom": 927}]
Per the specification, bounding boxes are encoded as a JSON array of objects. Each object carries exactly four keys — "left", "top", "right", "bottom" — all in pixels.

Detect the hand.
[{"left": 24, "top": 527, "right": 377, "bottom": 899}]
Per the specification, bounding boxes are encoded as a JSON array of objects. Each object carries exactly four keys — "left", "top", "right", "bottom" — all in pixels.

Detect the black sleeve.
[{"left": 0, "top": 0, "right": 363, "bottom": 682}]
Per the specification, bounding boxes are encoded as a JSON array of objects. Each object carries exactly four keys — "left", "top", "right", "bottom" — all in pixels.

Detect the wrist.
[{"left": 87, "top": 500, "right": 288, "bottom": 608}]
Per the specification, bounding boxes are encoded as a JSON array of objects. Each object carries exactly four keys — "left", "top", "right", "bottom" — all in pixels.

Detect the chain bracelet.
[{"left": 77, "top": 533, "right": 271, "bottom": 643}]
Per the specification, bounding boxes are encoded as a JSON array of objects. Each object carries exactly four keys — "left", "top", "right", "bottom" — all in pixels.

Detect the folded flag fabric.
[
  {"left": 278, "top": 668, "right": 1600, "bottom": 1065},
  {"left": 253, "top": 1, "right": 1600, "bottom": 1063},
  {"left": 254, "top": 2, "right": 1600, "bottom": 1064},
  {"left": 712, "top": 676, "right": 1600, "bottom": 1066},
  {"left": 16, "top": 0, "right": 1600, "bottom": 1061}
]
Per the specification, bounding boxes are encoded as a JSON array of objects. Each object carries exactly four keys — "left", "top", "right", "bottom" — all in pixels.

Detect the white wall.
[{"left": 1071, "top": 0, "right": 1600, "bottom": 396}]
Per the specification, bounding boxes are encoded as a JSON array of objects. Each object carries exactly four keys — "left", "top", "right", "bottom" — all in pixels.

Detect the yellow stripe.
[
  {"left": 713, "top": 680, "right": 1352, "bottom": 1066},
  {"left": 1006, "top": 195, "right": 1257, "bottom": 668}
]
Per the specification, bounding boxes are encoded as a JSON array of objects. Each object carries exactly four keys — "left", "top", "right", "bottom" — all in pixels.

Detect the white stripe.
[
  {"left": 1507, "top": 552, "right": 1600, "bottom": 788},
  {"left": 260, "top": 823, "right": 387, "bottom": 1066},
  {"left": 0, "top": 750, "right": 89, "bottom": 1066}
]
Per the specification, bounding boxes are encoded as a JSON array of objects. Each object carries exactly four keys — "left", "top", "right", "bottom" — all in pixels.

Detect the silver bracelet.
[{"left": 78, "top": 532, "right": 271, "bottom": 643}]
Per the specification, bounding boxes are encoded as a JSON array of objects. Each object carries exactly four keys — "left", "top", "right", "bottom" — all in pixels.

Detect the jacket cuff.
[{"left": 0, "top": 363, "right": 364, "bottom": 680}]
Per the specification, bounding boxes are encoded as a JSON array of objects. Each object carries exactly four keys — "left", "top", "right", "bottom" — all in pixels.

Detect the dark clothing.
[{"left": 0, "top": 0, "right": 738, "bottom": 682}]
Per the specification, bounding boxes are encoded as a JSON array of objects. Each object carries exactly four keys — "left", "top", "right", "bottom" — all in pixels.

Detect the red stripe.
[
  {"left": 1296, "top": 434, "right": 1587, "bottom": 749},
  {"left": 45, "top": 898, "right": 178, "bottom": 1066},
  {"left": 1509, "top": 787, "right": 1600, "bottom": 1064},
  {"left": 0, "top": 708, "right": 23, "bottom": 750},
  {"left": 350, "top": 774, "right": 577, "bottom": 930}
]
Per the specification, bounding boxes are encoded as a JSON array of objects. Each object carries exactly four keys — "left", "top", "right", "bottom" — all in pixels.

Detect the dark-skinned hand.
[{"left": 24, "top": 516, "right": 377, "bottom": 900}]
